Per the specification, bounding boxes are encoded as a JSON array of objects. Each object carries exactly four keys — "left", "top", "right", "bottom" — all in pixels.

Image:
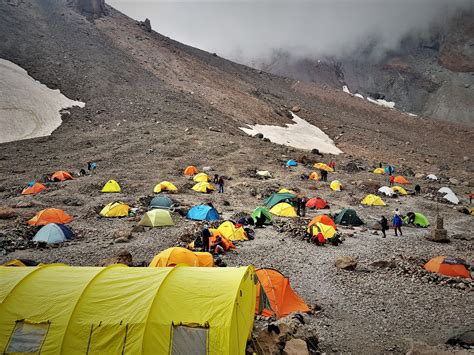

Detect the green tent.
[
  {"left": 251, "top": 207, "right": 273, "bottom": 225},
  {"left": 139, "top": 209, "right": 174, "bottom": 227},
  {"left": 334, "top": 208, "right": 364, "bottom": 226},
  {"left": 264, "top": 192, "right": 296, "bottom": 208},
  {"left": 404, "top": 212, "right": 429, "bottom": 228}
]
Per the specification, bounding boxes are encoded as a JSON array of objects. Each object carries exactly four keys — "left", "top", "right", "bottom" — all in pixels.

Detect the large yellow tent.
[
  {"left": 99, "top": 202, "right": 129, "bottom": 217},
  {"left": 361, "top": 194, "right": 386, "bottom": 206},
  {"left": 314, "top": 163, "right": 334, "bottom": 172},
  {"left": 0, "top": 265, "right": 256, "bottom": 354},
  {"left": 101, "top": 179, "right": 121, "bottom": 193},
  {"left": 153, "top": 181, "right": 177, "bottom": 193},
  {"left": 192, "top": 181, "right": 215, "bottom": 193},
  {"left": 217, "top": 221, "right": 248, "bottom": 241},
  {"left": 392, "top": 186, "right": 408, "bottom": 195},
  {"left": 269, "top": 202, "right": 297, "bottom": 217},
  {"left": 373, "top": 168, "right": 385, "bottom": 174},
  {"left": 330, "top": 180, "right": 342, "bottom": 191},
  {"left": 193, "top": 173, "right": 210, "bottom": 182}
]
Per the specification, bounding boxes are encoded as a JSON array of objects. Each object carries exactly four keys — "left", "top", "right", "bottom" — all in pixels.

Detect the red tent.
[{"left": 306, "top": 197, "right": 329, "bottom": 209}]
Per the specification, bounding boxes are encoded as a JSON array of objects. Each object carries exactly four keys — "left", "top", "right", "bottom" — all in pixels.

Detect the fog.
[{"left": 107, "top": 0, "right": 473, "bottom": 64}]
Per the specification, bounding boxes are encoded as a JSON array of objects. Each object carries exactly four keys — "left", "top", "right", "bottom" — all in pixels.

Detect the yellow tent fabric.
[
  {"left": 139, "top": 209, "right": 174, "bottom": 227},
  {"left": 99, "top": 202, "right": 129, "bottom": 217},
  {"left": 149, "top": 247, "right": 199, "bottom": 267},
  {"left": 373, "top": 168, "right": 385, "bottom": 174},
  {"left": 330, "top": 180, "right": 342, "bottom": 191},
  {"left": 217, "top": 221, "right": 248, "bottom": 241},
  {"left": 392, "top": 186, "right": 408, "bottom": 195},
  {"left": 270, "top": 202, "right": 297, "bottom": 217},
  {"left": 192, "top": 182, "right": 215, "bottom": 193},
  {"left": 307, "top": 222, "right": 336, "bottom": 239},
  {"left": 278, "top": 188, "right": 295, "bottom": 194},
  {"left": 193, "top": 173, "right": 210, "bottom": 182},
  {"left": 309, "top": 172, "right": 320, "bottom": 180},
  {"left": 361, "top": 194, "right": 386, "bottom": 206},
  {"left": 314, "top": 163, "right": 334, "bottom": 172},
  {"left": 101, "top": 179, "right": 121, "bottom": 193},
  {"left": 153, "top": 181, "right": 177, "bottom": 193},
  {"left": 194, "top": 252, "right": 215, "bottom": 267},
  {"left": 0, "top": 265, "right": 256, "bottom": 355}
]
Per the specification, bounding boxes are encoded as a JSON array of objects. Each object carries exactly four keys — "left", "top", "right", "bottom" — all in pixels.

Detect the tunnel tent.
[
  {"left": 32, "top": 223, "right": 74, "bottom": 244},
  {"left": 334, "top": 208, "right": 364, "bottom": 226},
  {"left": 0, "top": 265, "right": 256, "bottom": 354},
  {"left": 255, "top": 268, "right": 310, "bottom": 319},
  {"left": 186, "top": 205, "right": 220, "bottom": 221},
  {"left": 149, "top": 196, "right": 173, "bottom": 210},
  {"left": 139, "top": 209, "right": 174, "bottom": 227},
  {"left": 264, "top": 192, "right": 296, "bottom": 208},
  {"left": 101, "top": 179, "right": 121, "bottom": 193}
]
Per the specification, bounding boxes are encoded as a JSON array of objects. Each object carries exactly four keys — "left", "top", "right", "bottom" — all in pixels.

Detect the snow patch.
[
  {"left": 342, "top": 85, "right": 350, "bottom": 94},
  {"left": 367, "top": 97, "right": 395, "bottom": 109},
  {"left": 0, "top": 59, "right": 85, "bottom": 143},
  {"left": 240, "top": 113, "right": 342, "bottom": 155},
  {"left": 354, "top": 93, "right": 364, "bottom": 99}
]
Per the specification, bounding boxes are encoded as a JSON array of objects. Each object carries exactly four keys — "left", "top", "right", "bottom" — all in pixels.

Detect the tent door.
[{"left": 170, "top": 324, "right": 209, "bottom": 355}]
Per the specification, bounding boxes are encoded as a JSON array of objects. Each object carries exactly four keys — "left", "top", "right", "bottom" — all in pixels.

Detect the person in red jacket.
[{"left": 389, "top": 175, "right": 395, "bottom": 186}]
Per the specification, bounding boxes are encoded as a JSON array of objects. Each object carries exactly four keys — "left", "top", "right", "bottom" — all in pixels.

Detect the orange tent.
[
  {"left": 308, "top": 215, "right": 337, "bottom": 230},
  {"left": 194, "top": 252, "right": 215, "bottom": 267},
  {"left": 184, "top": 165, "right": 199, "bottom": 176},
  {"left": 209, "top": 229, "right": 236, "bottom": 250},
  {"left": 424, "top": 256, "right": 471, "bottom": 279},
  {"left": 21, "top": 183, "right": 46, "bottom": 195},
  {"left": 309, "top": 172, "right": 320, "bottom": 181},
  {"left": 394, "top": 176, "right": 409, "bottom": 185},
  {"left": 306, "top": 197, "right": 329, "bottom": 209},
  {"left": 51, "top": 171, "right": 74, "bottom": 181},
  {"left": 27, "top": 208, "right": 73, "bottom": 226},
  {"left": 255, "top": 268, "right": 310, "bottom": 318}
]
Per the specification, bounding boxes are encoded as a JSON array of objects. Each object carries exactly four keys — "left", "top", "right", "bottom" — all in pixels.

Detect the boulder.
[
  {"left": 142, "top": 18, "right": 152, "bottom": 32},
  {"left": 98, "top": 249, "right": 133, "bottom": 266},
  {"left": 449, "top": 178, "right": 459, "bottom": 185},
  {"left": 15, "top": 201, "right": 34, "bottom": 208},
  {"left": 113, "top": 229, "right": 132, "bottom": 240},
  {"left": 335, "top": 256, "right": 357, "bottom": 270},
  {"left": 283, "top": 339, "right": 308, "bottom": 355},
  {"left": 0, "top": 207, "right": 17, "bottom": 219},
  {"left": 415, "top": 173, "right": 425, "bottom": 179},
  {"left": 447, "top": 329, "right": 474, "bottom": 348},
  {"left": 254, "top": 328, "right": 281, "bottom": 354},
  {"left": 291, "top": 106, "right": 301, "bottom": 113}
]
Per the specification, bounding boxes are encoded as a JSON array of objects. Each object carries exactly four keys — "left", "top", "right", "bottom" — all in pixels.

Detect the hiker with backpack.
[
  {"left": 201, "top": 226, "right": 211, "bottom": 252},
  {"left": 392, "top": 212, "right": 403, "bottom": 236},
  {"left": 320, "top": 169, "right": 328, "bottom": 182},
  {"left": 415, "top": 184, "right": 421, "bottom": 195},
  {"left": 217, "top": 176, "right": 224, "bottom": 193},
  {"left": 380, "top": 216, "right": 389, "bottom": 238}
]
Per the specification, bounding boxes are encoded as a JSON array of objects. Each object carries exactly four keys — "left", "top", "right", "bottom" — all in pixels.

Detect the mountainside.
[
  {"left": 0, "top": 1, "right": 473, "bottom": 354},
  {"left": 260, "top": 11, "right": 474, "bottom": 126}
]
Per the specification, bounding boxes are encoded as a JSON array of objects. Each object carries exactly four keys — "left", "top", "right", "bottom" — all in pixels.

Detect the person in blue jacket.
[{"left": 392, "top": 213, "right": 403, "bottom": 236}]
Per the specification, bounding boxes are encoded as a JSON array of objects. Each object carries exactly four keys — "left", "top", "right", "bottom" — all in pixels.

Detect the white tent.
[
  {"left": 378, "top": 186, "right": 394, "bottom": 197},
  {"left": 438, "top": 187, "right": 459, "bottom": 204},
  {"left": 426, "top": 174, "right": 438, "bottom": 181}
]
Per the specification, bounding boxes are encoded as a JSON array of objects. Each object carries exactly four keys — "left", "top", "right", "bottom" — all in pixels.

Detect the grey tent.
[{"left": 149, "top": 196, "right": 173, "bottom": 210}]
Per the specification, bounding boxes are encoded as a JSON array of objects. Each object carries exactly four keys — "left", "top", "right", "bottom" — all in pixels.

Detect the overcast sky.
[{"left": 107, "top": 0, "right": 473, "bottom": 64}]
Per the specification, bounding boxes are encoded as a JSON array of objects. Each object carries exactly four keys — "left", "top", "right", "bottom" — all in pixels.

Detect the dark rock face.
[{"left": 74, "top": 0, "right": 107, "bottom": 18}]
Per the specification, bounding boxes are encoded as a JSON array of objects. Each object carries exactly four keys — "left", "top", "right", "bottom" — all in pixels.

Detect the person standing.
[
  {"left": 380, "top": 216, "right": 388, "bottom": 238},
  {"left": 415, "top": 184, "right": 421, "bottom": 195},
  {"left": 201, "top": 226, "right": 211, "bottom": 252},
  {"left": 389, "top": 175, "right": 395, "bottom": 187},
  {"left": 217, "top": 176, "right": 224, "bottom": 193},
  {"left": 300, "top": 196, "right": 307, "bottom": 217},
  {"left": 296, "top": 196, "right": 302, "bottom": 217},
  {"left": 392, "top": 213, "right": 403, "bottom": 236}
]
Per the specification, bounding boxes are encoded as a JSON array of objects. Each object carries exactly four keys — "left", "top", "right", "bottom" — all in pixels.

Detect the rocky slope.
[{"left": 0, "top": 0, "right": 472, "bottom": 353}]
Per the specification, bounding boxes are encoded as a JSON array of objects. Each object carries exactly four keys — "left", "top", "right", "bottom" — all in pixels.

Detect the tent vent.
[
  {"left": 171, "top": 325, "right": 209, "bottom": 355},
  {"left": 5, "top": 320, "right": 50, "bottom": 354}
]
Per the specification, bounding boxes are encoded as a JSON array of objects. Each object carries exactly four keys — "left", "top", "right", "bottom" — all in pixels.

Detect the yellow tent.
[
  {"left": 193, "top": 173, "right": 210, "bottom": 182},
  {"left": 217, "top": 221, "right": 248, "bottom": 241},
  {"left": 99, "top": 202, "right": 129, "bottom": 217},
  {"left": 101, "top": 179, "right": 121, "bottom": 193},
  {"left": 192, "top": 182, "right": 215, "bottom": 193},
  {"left": 309, "top": 172, "right": 320, "bottom": 180},
  {"left": 149, "top": 247, "right": 199, "bottom": 267},
  {"left": 278, "top": 188, "right": 294, "bottom": 194},
  {"left": 392, "top": 186, "right": 408, "bottom": 195},
  {"left": 270, "top": 202, "right": 297, "bottom": 217},
  {"left": 139, "top": 209, "right": 174, "bottom": 227},
  {"left": 307, "top": 222, "right": 336, "bottom": 239},
  {"left": 373, "top": 168, "right": 385, "bottom": 174},
  {"left": 361, "top": 194, "right": 386, "bottom": 206},
  {"left": 153, "top": 181, "right": 178, "bottom": 193},
  {"left": 330, "top": 180, "right": 342, "bottom": 191},
  {"left": 194, "top": 252, "right": 215, "bottom": 267},
  {"left": 0, "top": 265, "right": 256, "bottom": 354},
  {"left": 314, "top": 163, "right": 334, "bottom": 172}
]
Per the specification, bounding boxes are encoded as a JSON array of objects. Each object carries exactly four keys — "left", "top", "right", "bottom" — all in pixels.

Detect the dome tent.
[
  {"left": 32, "top": 224, "right": 74, "bottom": 244},
  {"left": 334, "top": 208, "right": 364, "bottom": 226},
  {"left": 186, "top": 205, "right": 219, "bottom": 221},
  {"left": 101, "top": 179, "right": 121, "bottom": 193},
  {"left": 149, "top": 196, "right": 173, "bottom": 210},
  {"left": 139, "top": 209, "right": 174, "bottom": 227}
]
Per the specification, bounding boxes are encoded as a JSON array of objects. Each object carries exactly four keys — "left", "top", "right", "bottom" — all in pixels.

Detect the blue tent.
[
  {"left": 149, "top": 196, "right": 173, "bottom": 210},
  {"left": 33, "top": 224, "right": 74, "bottom": 244},
  {"left": 385, "top": 166, "right": 395, "bottom": 174},
  {"left": 186, "top": 205, "right": 220, "bottom": 221},
  {"left": 286, "top": 160, "right": 297, "bottom": 167}
]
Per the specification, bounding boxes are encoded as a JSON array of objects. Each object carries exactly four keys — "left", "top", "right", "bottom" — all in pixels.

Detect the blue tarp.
[{"left": 286, "top": 160, "right": 298, "bottom": 167}]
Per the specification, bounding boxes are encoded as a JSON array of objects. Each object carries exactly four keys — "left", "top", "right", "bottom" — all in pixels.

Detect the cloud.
[{"left": 107, "top": 0, "right": 474, "bottom": 64}]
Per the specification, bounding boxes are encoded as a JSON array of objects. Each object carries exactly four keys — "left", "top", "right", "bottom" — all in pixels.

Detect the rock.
[
  {"left": 463, "top": 156, "right": 470, "bottom": 161},
  {"left": 209, "top": 126, "right": 222, "bottom": 133},
  {"left": 403, "top": 168, "right": 415, "bottom": 176},
  {"left": 15, "top": 201, "right": 34, "bottom": 208},
  {"left": 335, "top": 256, "right": 357, "bottom": 270},
  {"left": 447, "top": 329, "right": 474, "bottom": 348},
  {"left": 255, "top": 133, "right": 264, "bottom": 139},
  {"left": 131, "top": 225, "right": 145, "bottom": 233},
  {"left": 344, "top": 162, "right": 360, "bottom": 172},
  {"left": 114, "top": 237, "right": 129, "bottom": 243},
  {"left": 371, "top": 260, "right": 396, "bottom": 269},
  {"left": 114, "top": 229, "right": 132, "bottom": 240},
  {"left": 254, "top": 328, "right": 281, "bottom": 354},
  {"left": 141, "top": 18, "right": 152, "bottom": 32},
  {"left": 449, "top": 178, "right": 459, "bottom": 185},
  {"left": 63, "top": 197, "right": 84, "bottom": 206},
  {"left": 415, "top": 173, "right": 425, "bottom": 179},
  {"left": 223, "top": 200, "right": 230, "bottom": 206},
  {"left": 0, "top": 207, "right": 17, "bottom": 219},
  {"left": 283, "top": 339, "right": 308, "bottom": 355},
  {"left": 98, "top": 249, "right": 133, "bottom": 266},
  {"left": 263, "top": 138, "right": 270, "bottom": 142},
  {"left": 291, "top": 106, "right": 301, "bottom": 113},
  {"left": 311, "top": 148, "right": 320, "bottom": 155}
]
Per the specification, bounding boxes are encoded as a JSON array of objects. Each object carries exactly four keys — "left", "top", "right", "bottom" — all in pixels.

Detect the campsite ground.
[{"left": 0, "top": 0, "right": 473, "bottom": 353}]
